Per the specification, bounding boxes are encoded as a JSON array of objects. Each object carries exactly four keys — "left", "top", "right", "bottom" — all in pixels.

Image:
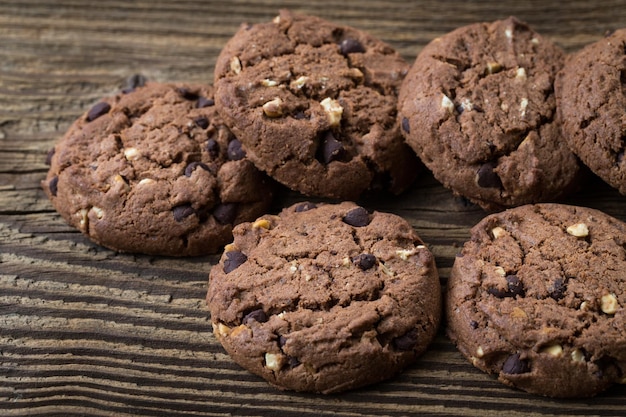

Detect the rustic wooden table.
[{"left": 1, "top": 1, "right": 625, "bottom": 415}]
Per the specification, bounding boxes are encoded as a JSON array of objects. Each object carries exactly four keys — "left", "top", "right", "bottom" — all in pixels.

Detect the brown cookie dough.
[
  {"left": 398, "top": 17, "right": 581, "bottom": 211},
  {"left": 447, "top": 203, "right": 626, "bottom": 397},
  {"left": 207, "top": 201, "right": 441, "bottom": 393},
  {"left": 213, "top": 9, "right": 418, "bottom": 200},
  {"left": 555, "top": 28, "right": 626, "bottom": 195},
  {"left": 42, "top": 82, "right": 274, "bottom": 256}
]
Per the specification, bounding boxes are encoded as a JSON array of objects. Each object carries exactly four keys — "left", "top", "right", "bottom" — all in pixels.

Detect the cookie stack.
[{"left": 42, "top": 9, "right": 625, "bottom": 398}]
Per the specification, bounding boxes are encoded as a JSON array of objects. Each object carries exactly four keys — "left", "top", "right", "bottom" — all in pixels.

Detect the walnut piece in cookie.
[
  {"left": 447, "top": 203, "right": 626, "bottom": 398},
  {"left": 42, "top": 82, "right": 274, "bottom": 256},
  {"left": 207, "top": 201, "right": 441, "bottom": 393},
  {"left": 213, "top": 9, "right": 419, "bottom": 200}
]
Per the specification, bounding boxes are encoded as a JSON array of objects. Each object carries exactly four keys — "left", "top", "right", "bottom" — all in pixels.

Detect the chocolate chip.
[
  {"left": 48, "top": 176, "right": 59, "bottom": 196},
  {"left": 317, "top": 131, "right": 345, "bottom": 164},
  {"left": 339, "top": 38, "right": 366, "bottom": 55},
  {"left": 353, "top": 253, "right": 377, "bottom": 270},
  {"left": 294, "top": 202, "right": 317, "bottom": 212},
  {"left": 206, "top": 138, "right": 220, "bottom": 158},
  {"left": 401, "top": 117, "right": 410, "bottom": 134},
  {"left": 194, "top": 116, "right": 209, "bottom": 129},
  {"left": 227, "top": 139, "right": 246, "bottom": 161},
  {"left": 502, "top": 353, "right": 530, "bottom": 374},
  {"left": 277, "top": 335, "right": 287, "bottom": 348},
  {"left": 184, "top": 161, "right": 210, "bottom": 177},
  {"left": 393, "top": 329, "right": 417, "bottom": 351},
  {"left": 476, "top": 161, "right": 503, "bottom": 188},
  {"left": 293, "top": 111, "right": 308, "bottom": 120},
  {"left": 223, "top": 250, "right": 247, "bottom": 273},
  {"left": 213, "top": 203, "right": 237, "bottom": 225},
  {"left": 343, "top": 207, "right": 370, "bottom": 227},
  {"left": 86, "top": 102, "right": 111, "bottom": 122},
  {"left": 470, "top": 320, "right": 479, "bottom": 329},
  {"left": 243, "top": 309, "right": 268, "bottom": 325},
  {"left": 177, "top": 87, "right": 199, "bottom": 101},
  {"left": 196, "top": 97, "right": 215, "bottom": 108},
  {"left": 172, "top": 204, "right": 195, "bottom": 222},
  {"left": 506, "top": 275, "right": 525, "bottom": 298},
  {"left": 549, "top": 277, "right": 567, "bottom": 300},
  {"left": 45, "top": 148, "right": 55, "bottom": 165},
  {"left": 122, "top": 73, "right": 147, "bottom": 93},
  {"left": 286, "top": 356, "right": 301, "bottom": 368}
]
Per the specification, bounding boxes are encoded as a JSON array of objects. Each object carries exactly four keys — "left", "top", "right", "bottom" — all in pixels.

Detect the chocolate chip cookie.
[
  {"left": 555, "top": 28, "right": 626, "bottom": 195},
  {"left": 447, "top": 203, "right": 626, "bottom": 397},
  {"left": 42, "top": 82, "right": 273, "bottom": 256},
  {"left": 398, "top": 17, "right": 581, "bottom": 211},
  {"left": 213, "top": 9, "right": 418, "bottom": 200},
  {"left": 207, "top": 201, "right": 441, "bottom": 393}
]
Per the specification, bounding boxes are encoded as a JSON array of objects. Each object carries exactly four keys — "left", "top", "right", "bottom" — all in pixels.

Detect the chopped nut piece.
[
  {"left": 476, "top": 346, "right": 485, "bottom": 358},
  {"left": 290, "top": 75, "right": 309, "bottom": 89},
  {"left": 230, "top": 324, "right": 251, "bottom": 338},
  {"left": 441, "top": 94, "right": 455, "bottom": 114},
  {"left": 78, "top": 208, "right": 89, "bottom": 231},
  {"left": 531, "top": 37, "right": 540, "bottom": 44},
  {"left": 346, "top": 67, "right": 364, "bottom": 80},
  {"left": 90, "top": 206, "right": 104, "bottom": 219},
  {"left": 124, "top": 147, "right": 140, "bottom": 161},
  {"left": 491, "top": 226, "right": 507, "bottom": 239},
  {"left": 486, "top": 61, "right": 502, "bottom": 74},
  {"left": 460, "top": 98, "right": 473, "bottom": 112},
  {"left": 396, "top": 248, "right": 417, "bottom": 260},
  {"left": 138, "top": 178, "right": 155, "bottom": 186},
  {"left": 601, "top": 293, "right": 619, "bottom": 315},
  {"left": 265, "top": 352, "right": 285, "bottom": 371},
  {"left": 511, "top": 307, "right": 527, "bottom": 319},
  {"left": 320, "top": 97, "right": 343, "bottom": 126},
  {"left": 214, "top": 322, "right": 231, "bottom": 338},
  {"left": 223, "top": 243, "right": 238, "bottom": 253},
  {"left": 262, "top": 97, "right": 284, "bottom": 118},
  {"left": 516, "top": 67, "right": 527, "bottom": 80},
  {"left": 579, "top": 301, "right": 590, "bottom": 311},
  {"left": 272, "top": 15, "right": 281, "bottom": 24},
  {"left": 261, "top": 79, "right": 279, "bottom": 87},
  {"left": 571, "top": 348, "right": 585, "bottom": 363},
  {"left": 540, "top": 344, "right": 563, "bottom": 357},
  {"left": 252, "top": 218, "right": 271, "bottom": 229},
  {"left": 505, "top": 28, "right": 513, "bottom": 39},
  {"left": 230, "top": 56, "right": 242, "bottom": 74},
  {"left": 494, "top": 266, "right": 506, "bottom": 277},
  {"left": 378, "top": 261, "right": 394, "bottom": 277},
  {"left": 566, "top": 223, "right": 589, "bottom": 237},
  {"left": 289, "top": 261, "right": 298, "bottom": 273},
  {"left": 520, "top": 98, "right": 529, "bottom": 117}
]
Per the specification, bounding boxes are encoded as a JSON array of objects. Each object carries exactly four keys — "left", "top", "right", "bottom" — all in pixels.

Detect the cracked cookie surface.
[
  {"left": 398, "top": 17, "right": 581, "bottom": 211},
  {"left": 213, "top": 9, "right": 418, "bottom": 200},
  {"left": 555, "top": 28, "right": 626, "bottom": 195},
  {"left": 207, "top": 201, "right": 441, "bottom": 393},
  {"left": 447, "top": 203, "right": 626, "bottom": 397},
  {"left": 42, "top": 82, "right": 273, "bottom": 256}
]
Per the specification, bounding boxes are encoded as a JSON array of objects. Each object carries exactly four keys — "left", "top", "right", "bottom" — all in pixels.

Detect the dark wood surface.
[{"left": 1, "top": 1, "right": 625, "bottom": 415}]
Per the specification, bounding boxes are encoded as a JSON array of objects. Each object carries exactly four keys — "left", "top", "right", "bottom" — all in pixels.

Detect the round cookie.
[
  {"left": 213, "top": 9, "right": 418, "bottom": 200},
  {"left": 398, "top": 17, "right": 581, "bottom": 211},
  {"left": 42, "top": 82, "right": 274, "bottom": 256},
  {"left": 447, "top": 203, "right": 626, "bottom": 398},
  {"left": 207, "top": 201, "right": 441, "bottom": 393},
  {"left": 555, "top": 28, "right": 626, "bottom": 195}
]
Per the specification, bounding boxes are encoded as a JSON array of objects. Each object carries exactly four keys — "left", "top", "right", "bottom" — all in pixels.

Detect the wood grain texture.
[{"left": 1, "top": 0, "right": 625, "bottom": 415}]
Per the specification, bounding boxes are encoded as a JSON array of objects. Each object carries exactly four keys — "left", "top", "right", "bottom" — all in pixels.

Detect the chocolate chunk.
[
  {"left": 227, "top": 139, "right": 246, "bottom": 161},
  {"left": 476, "top": 161, "right": 503, "bottom": 188},
  {"left": 502, "top": 353, "right": 530, "bottom": 374},
  {"left": 184, "top": 161, "right": 210, "bottom": 177},
  {"left": 317, "top": 131, "right": 346, "bottom": 164},
  {"left": 549, "top": 277, "right": 567, "bottom": 300},
  {"left": 506, "top": 275, "right": 525, "bottom": 298},
  {"left": 401, "top": 117, "right": 410, "bottom": 134},
  {"left": 177, "top": 87, "right": 199, "bottom": 101},
  {"left": 343, "top": 207, "right": 370, "bottom": 227},
  {"left": 223, "top": 250, "right": 247, "bottom": 273},
  {"left": 294, "top": 202, "right": 317, "bottom": 212},
  {"left": 194, "top": 116, "right": 209, "bottom": 129},
  {"left": 393, "top": 329, "right": 417, "bottom": 351},
  {"left": 122, "top": 73, "right": 147, "bottom": 93},
  {"left": 45, "top": 148, "right": 55, "bottom": 165},
  {"left": 353, "top": 253, "right": 377, "bottom": 270},
  {"left": 196, "top": 97, "right": 215, "bottom": 108},
  {"left": 339, "top": 38, "right": 366, "bottom": 55},
  {"left": 86, "top": 102, "right": 111, "bottom": 122},
  {"left": 206, "top": 138, "right": 220, "bottom": 158},
  {"left": 243, "top": 309, "right": 268, "bottom": 325},
  {"left": 213, "top": 203, "right": 237, "bottom": 225},
  {"left": 172, "top": 204, "right": 195, "bottom": 222},
  {"left": 49, "top": 176, "right": 59, "bottom": 196}
]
